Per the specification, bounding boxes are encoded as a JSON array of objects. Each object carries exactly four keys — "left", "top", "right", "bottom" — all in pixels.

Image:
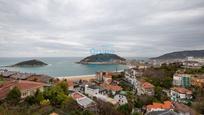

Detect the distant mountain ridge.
[
  {"left": 78, "top": 54, "right": 126, "bottom": 64},
  {"left": 152, "top": 50, "right": 204, "bottom": 60}
]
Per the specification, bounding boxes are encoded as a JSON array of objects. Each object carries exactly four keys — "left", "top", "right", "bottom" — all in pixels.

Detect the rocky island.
[
  {"left": 8, "top": 59, "right": 48, "bottom": 67},
  {"left": 78, "top": 54, "right": 126, "bottom": 64}
]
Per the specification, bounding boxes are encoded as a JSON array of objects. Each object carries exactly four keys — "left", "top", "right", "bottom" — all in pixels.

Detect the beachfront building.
[
  {"left": 173, "top": 74, "right": 191, "bottom": 88},
  {"left": 114, "top": 94, "right": 128, "bottom": 105},
  {"left": 67, "top": 80, "right": 74, "bottom": 90},
  {"left": 96, "top": 72, "right": 112, "bottom": 84},
  {"left": 170, "top": 87, "right": 192, "bottom": 102},
  {"left": 0, "top": 80, "right": 46, "bottom": 99},
  {"left": 146, "top": 101, "right": 174, "bottom": 112},
  {"left": 71, "top": 92, "right": 96, "bottom": 111}
]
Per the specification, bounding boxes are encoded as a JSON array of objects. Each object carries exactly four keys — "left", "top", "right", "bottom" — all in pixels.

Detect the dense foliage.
[{"left": 6, "top": 87, "right": 21, "bottom": 105}]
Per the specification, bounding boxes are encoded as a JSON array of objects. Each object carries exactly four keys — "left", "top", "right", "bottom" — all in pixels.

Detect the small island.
[
  {"left": 8, "top": 59, "right": 48, "bottom": 67},
  {"left": 78, "top": 54, "right": 126, "bottom": 64}
]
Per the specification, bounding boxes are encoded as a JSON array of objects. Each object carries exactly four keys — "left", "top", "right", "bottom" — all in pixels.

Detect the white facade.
[
  {"left": 124, "top": 68, "right": 140, "bottom": 89},
  {"left": 173, "top": 75, "right": 182, "bottom": 86},
  {"left": 114, "top": 94, "right": 128, "bottom": 105},
  {"left": 173, "top": 74, "right": 191, "bottom": 87},
  {"left": 85, "top": 85, "right": 99, "bottom": 97},
  {"left": 170, "top": 89, "right": 192, "bottom": 102},
  {"left": 21, "top": 87, "right": 44, "bottom": 98}
]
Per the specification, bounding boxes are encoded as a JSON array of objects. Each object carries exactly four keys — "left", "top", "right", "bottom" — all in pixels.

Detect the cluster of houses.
[
  {"left": 0, "top": 69, "right": 51, "bottom": 83},
  {"left": 124, "top": 66, "right": 200, "bottom": 115},
  {"left": 0, "top": 69, "right": 52, "bottom": 100},
  {"left": 66, "top": 71, "right": 128, "bottom": 110},
  {"left": 0, "top": 60, "right": 203, "bottom": 114},
  {"left": 150, "top": 56, "right": 204, "bottom": 69}
]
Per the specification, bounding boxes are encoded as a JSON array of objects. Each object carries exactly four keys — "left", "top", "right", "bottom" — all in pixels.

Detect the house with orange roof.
[
  {"left": 170, "top": 87, "right": 192, "bottom": 102},
  {"left": 0, "top": 80, "right": 46, "bottom": 99},
  {"left": 101, "top": 84, "right": 122, "bottom": 95},
  {"left": 146, "top": 101, "right": 174, "bottom": 112},
  {"left": 140, "top": 81, "right": 155, "bottom": 96}
]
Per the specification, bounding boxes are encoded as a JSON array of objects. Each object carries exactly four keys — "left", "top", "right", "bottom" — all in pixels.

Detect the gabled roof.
[
  {"left": 0, "top": 80, "right": 45, "bottom": 99},
  {"left": 101, "top": 84, "right": 122, "bottom": 91},
  {"left": 147, "top": 101, "right": 173, "bottom": 110},
  {"left": 16, "top": 80, "right": 45, "bottom": 91},
  {"left": 142, "top": 82, "right": 154, "bottom": 89},
  {"left": 71, "top": 92, "right": 84, "bottom": 100},
  {"left": 71, "top": 92, "right": 96, "bottom": 108},
  {"left": 171, "top": 87, "right": 192, "bottom": 94}
]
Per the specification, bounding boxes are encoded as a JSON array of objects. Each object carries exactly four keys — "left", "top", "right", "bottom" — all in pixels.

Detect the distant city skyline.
[{"left": 0, "top": 0, "right": 204, "bottom": 57}]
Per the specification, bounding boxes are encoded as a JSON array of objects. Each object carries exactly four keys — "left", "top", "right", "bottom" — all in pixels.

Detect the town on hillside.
[{"left": 0, "top": 56, "right": 204, "bottom": 115}]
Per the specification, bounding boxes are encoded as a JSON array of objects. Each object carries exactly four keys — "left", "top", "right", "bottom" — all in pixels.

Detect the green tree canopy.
[{"left": 6, "top": 87, "right": 21, "bottom": 105}]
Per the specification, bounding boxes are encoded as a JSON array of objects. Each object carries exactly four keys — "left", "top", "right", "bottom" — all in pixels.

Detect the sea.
[{"left": 0, "top": 57, "right": 148, "bottom": 77}]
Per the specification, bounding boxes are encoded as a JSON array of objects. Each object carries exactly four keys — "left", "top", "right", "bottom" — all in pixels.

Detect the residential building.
[
  {"left": 0, "top": 80, "right": 46, "bottom": 99},
  {"left": 1, "top": 71, "right": 17, "bottom": 78},
  {"left": 114, "top": 94, "right": 128, "bottom": 105},
  {"left": 191, "top": 74, "right": 204, "bottom": 88},
  {"left": 170, "top": 87, "right": 192, "bottom": 102},
  {"left": 100, "top": 84, "right": 122, "bottom": 95},
  {"left": 139, "top": 81, "right": 155, "bottom": 96},
  {"left": 67, "top": 80, "right": 74, "bottom": 90},
  {"left": 186, "top": 56, "right": 204, "bottom": 64},
  {"left": 146, "top": 101, "right": 174, "bottom": 112},
  {"left": 71, "top": 92, "right": 96, "bottom": 111},
  {"left": 124, "top": 68, "right": 141, "bottom": 89},
  {"left": 146, "top": 110, "right": 177, "bottom": 115},
  {"left": 182, "top": 60, "right": 202, "bottom": 69},
  {"left": 173, "top": 102, "right": 196, "bottom": 115},
  {"left": 96, "top": 72, "right": 112, "bottom": 84},
  {"left": 94, "top": 94, "right": 118, "bottom": 105},
  {"left": 173, "top": 74, "right": 191, "bottom": 88},
  {"left": 10, "top": 73, "right": 33, "bottom": 80},
  {"left": 84, "top": 85, "right": 107, "bottom": 97}
]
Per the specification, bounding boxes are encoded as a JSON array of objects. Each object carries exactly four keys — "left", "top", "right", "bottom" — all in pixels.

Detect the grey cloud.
[{"left": 0, "top": 0, "right": 204, "bottom": 57}]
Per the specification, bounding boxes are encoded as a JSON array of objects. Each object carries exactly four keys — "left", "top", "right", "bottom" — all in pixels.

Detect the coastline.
[
  {"left": 55, "top": 69, "right": 125, "bottom": 81},
  {"left": 55, "top": 74, "right": 96, "bottom": 81}
]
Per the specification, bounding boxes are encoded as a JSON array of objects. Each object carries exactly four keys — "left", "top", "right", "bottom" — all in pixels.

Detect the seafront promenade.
[{"left": 56, "top": 74, "right": 96, "bottom": 81}]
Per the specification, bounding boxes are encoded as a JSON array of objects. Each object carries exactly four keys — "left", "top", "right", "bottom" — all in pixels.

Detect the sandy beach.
[{"left": 56, "top": 74, "right": 96, "bottom": 81}]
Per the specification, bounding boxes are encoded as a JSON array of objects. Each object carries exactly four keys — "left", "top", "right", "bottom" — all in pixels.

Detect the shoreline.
[{"left": 55, "top": 74, "right": 96, "bottom": 81}]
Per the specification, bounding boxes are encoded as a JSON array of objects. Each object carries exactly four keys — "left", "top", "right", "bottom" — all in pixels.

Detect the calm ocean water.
[{"left": 0, "top": 57, "right": 130, "bottom": 77}]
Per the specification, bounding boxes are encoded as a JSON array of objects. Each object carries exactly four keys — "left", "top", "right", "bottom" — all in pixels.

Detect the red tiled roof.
[
  {"left": 142, "top": 82, "right": 154, "bottom": 89},
  {"left": 147, "top": 101, "right": 173, "bottom": 110},
  {"left": 71, "top": 92, "right": 84, "bottom": 100},
  {"left": 0, "top": 81, "right": 16, "bottom": 99},
  {"left": 16, "top": 80, "right": 45, "bottom": 91},
  {"left": 0, "top": 80, "right": 45, "bottom": 99},
  {"left": 101, "top": 84, "right": 122, "bottom": 91},
  {"left": 171, "top": 87, "right": 192, "bottom": 94}
]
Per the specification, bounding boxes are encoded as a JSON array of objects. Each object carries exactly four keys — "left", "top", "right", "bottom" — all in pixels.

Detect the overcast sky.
[{"left": 0, "top": 0, "right": 204, "bottom": 57}]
